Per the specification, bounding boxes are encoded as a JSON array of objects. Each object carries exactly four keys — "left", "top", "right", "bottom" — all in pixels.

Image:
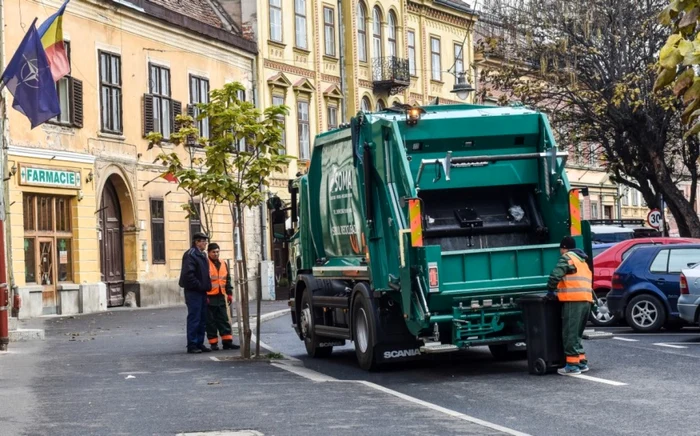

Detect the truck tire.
[
  {"left": 300, "top": 291, "right": 333, "bottom": 358},
  {"left": 352, "top": 289, "right": 378, "bottom": 371}
]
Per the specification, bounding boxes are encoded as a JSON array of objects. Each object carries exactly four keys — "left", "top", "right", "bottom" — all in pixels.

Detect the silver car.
[{"left": 679, "top": 263, "right": 700, "bottom": 325}]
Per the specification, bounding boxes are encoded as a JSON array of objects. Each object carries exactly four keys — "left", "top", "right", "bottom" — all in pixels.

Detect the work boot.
[
  {"left": 557, "top": 364, "right": 581, "bottom": 375},
  {"left": 222, "top": 340, "right": 240, "bottom": 350},
  {"left": 210, "top": 343, "right": 220, "bottom": 351},
  {"left": 187, "top": 347, "right": 202, "bottom": 354},
  {"left": 198, "top": 345, "right": 212, "bottom": 353}
]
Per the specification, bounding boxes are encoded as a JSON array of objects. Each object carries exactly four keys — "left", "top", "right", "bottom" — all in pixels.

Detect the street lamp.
[{"left": 450, "top": 71, "right": 475, "bottom": 101}]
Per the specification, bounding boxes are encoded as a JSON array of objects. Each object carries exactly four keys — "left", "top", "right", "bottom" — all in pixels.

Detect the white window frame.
[
  {"left": 270, "top": 0, "right": 282, "bottom": 42},
  {"left": 295, "top": 0, "right": 308, "bottom": 49}
]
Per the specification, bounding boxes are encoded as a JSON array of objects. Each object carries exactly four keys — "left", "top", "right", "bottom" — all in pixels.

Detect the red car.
[{"left": 591, "top": 237, "right": 700, "bottom": 326}]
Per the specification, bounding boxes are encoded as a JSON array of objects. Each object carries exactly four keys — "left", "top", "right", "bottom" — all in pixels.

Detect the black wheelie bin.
[{"left": 518, "top": 293, "right": 565, "bottom": 375}]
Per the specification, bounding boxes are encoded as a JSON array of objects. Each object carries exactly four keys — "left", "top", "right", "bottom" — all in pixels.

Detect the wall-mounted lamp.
[
  {"left": 86, "top": 170, "right": 94, "bottom": 184},
  {"left": 3, "top": 164, "right": 17, "bottom": 181},
  {"left": 77, "top": 190, "right": 84, "bottom": 202}
]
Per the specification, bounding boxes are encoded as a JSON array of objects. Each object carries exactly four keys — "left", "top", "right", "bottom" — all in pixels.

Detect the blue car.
[{"left": 607, "top": 244, "right": 700, "bottom": 332}]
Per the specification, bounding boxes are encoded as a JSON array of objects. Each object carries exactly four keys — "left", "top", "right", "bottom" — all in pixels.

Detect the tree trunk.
[
  {"left": 255, "top": 262, "right": 262, "bottom": 358},
  {"left": 649, "top": 152, "right": 700, "bottom": 237},
  {"left": 236, "top": 204, "right": 252, "bottom": 358}
]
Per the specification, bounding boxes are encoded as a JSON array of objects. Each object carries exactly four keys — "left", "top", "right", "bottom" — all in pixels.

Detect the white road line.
[
  {"left": 653, "top": 343, "right": 688, "bottom": 349},
  {"left": 613, "top": 333, "right": 700, "bottom": 336},
  {"left": 569, "top": 374, "right": 627, "bottom": 386},
  {"left": 117, "top": 371, "right": 151, "bottom": 375},
  {"left": 209, "top": 356, "right": 220, "bottom": 362},
  {"left": 271, "top": 361, "right": 338, "bottom": 382},
  {"left": 612, "top": 337, "right": 639, "bottom": 342}
]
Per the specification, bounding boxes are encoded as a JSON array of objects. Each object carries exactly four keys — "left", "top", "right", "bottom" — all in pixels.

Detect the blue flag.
[{"left": 0, "top": 19, "right": 60, "bottom": 129}]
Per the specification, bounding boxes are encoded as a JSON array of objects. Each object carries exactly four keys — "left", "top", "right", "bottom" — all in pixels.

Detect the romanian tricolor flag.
[{"left": 37, "top": 0, "right": 71, "bottom": 82}]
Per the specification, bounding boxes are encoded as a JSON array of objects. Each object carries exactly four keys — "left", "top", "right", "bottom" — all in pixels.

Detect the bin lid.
[{"left": 516, "top": 293, "right": 550, "bottom": 304}]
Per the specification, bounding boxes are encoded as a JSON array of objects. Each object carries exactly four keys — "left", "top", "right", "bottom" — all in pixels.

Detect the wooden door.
[
  {"left": 100, "top": 180, "right": 125, "bottom": 307},
  {"left": 38, "top": 238, "right": 57, "bottom": 314}
]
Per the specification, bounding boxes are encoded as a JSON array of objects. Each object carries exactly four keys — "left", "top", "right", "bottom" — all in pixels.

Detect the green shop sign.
[{"left": 19, "top": 165, "right": 81, "bottom": 189}]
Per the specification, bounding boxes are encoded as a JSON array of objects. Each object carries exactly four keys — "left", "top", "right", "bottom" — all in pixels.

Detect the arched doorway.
[{"left": 100, "top": 178, "right": 125, "bottom": 306}]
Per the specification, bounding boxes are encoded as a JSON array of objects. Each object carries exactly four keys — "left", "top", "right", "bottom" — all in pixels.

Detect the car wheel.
[
  {"left": 300, "top": 291, "right": 333, "bottom": 358},
  {"left": 589, "top": 295, "right": 617, "bottom": 327},
  {"left": 625, "top": 294, "right": 666, "bottom": 333}
]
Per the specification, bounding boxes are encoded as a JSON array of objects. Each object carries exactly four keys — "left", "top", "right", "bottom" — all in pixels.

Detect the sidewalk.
[{"left": 0, "top": 304, "right": 512, "bottom": 436}]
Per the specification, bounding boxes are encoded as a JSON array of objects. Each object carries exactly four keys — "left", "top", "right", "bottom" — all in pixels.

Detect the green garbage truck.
[{"left": 273, "top": 103, "right": 592, "bottom": 370}]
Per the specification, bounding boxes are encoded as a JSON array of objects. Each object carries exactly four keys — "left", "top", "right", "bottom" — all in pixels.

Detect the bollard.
[{"left": 0, "top": 283, "right": 9, "bottom": 351}]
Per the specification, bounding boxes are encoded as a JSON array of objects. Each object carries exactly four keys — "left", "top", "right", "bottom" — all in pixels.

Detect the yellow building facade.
[{"left": 2, "top": 0, "right": 257, "bottom": 318}]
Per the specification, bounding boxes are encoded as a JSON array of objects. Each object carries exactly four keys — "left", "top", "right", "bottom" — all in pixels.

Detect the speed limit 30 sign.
[{"left": 647, "top": 209, "right": 662, "bottom": 229}]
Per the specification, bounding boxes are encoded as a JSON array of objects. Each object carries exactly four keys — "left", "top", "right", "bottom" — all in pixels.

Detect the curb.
[{"left": 9, "top": 328, "right": 45, "bottom": 342}]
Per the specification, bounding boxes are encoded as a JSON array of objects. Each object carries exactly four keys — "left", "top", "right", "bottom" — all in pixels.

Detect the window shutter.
[
  {"left": 187, "top": 104, "right": 195, "bottom": 119},
  {"left": 69, "top": 78, "right": 84, "bottom": 128},
  {"left": 170, "top": 100, "right": 182, "bottom": 134},
  {"left": 143, "top": 94, "right": 154, "bottom": 137}
]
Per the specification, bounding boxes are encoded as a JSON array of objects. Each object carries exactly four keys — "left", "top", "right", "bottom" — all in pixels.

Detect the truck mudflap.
[{"left": 375, "top": 341, "right": 425, "bottom": 364}]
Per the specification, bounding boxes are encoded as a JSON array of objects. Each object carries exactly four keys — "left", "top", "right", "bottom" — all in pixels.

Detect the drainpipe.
[
  {"left": 338, "top": 0, "right": 347, "bottom": 122},
  {"left": 0, "top": 0, "right": 10, "bottom": 351},
  {"left": 251, "top": 56, "right": 267, "bottom": 262}
]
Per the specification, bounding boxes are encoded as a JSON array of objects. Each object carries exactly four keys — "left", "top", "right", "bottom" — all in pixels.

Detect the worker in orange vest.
[
  {"left": 547, "top": 236, "right": 594, "bottom": 375},
  {"left": 205, "top": 243, "right": 239, "bottom": 350}
]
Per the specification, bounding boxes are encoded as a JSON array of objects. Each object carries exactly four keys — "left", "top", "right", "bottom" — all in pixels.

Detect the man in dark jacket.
[{"left": 179, "top": 232, "right": 212, "bottom": 354}]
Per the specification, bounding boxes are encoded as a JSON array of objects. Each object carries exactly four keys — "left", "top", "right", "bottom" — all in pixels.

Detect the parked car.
[
  {"left": 588, "top": 219, "right": 662, "bottom": 238},
  {"left": 589, "top": 237, "right": 700, "bottom": 327},
  {"left": 679, "top": 263, "right": 700, "bottom": 326},
  {"left": 607, "top": 244, "right": 700, "bottom": 332},
  {"left": 592, "top": 243, "right": 617, "bottom": 259},
  {"left": 590, "top": 225, "right": 635, "bottom": 244}
]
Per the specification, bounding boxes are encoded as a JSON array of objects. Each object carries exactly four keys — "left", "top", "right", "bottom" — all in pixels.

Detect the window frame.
[
  {"left": 269, "top": 0, "right": 283, "bottom": 43},
  {"left": 272, "top": 94, "right": 286, "bottom": 147},
  {"left": 430, "top": 36, "right": 442, "bottom": 82},
  {"left": 357, "top": 2, "right": 368, "bottom": 62},
  {"left": 98, "top": 50, "right": 123, "bottom": 134},
  {"left": 388, "top": 11, "right": 397, "bottom": 58},
  {"left": 407, "top": 30, "right": 416, "bottom": 76},
  {"left": 294, "top": 0, "right": 308, "bottom": 49},
  {"left": 372, "top": 7, "right": 383, "bottom": 60},
  {"left": 189, "top": 201, "right": 202, "bottom": 241},
  {"left": 150, "top": 198, "right": 166, "bottom": 264},
  {"left": 297, "top": 99, "right": 311, "bottom": 160},
  {"left": 324, "top": 6, "right": 336, "bottom": 57},
  {"left": 454, "top": 43, "right": 464, "bottom": 74},
  {"left": 361, "top": 96, "right": 372, "bottom": 112},
  {"left": 327, "top": 104, "right": 338, "bottom": 130},
  {"left": 149, "top": 63, "right": 173, "bottom": 140},
  {"left": 189, "top": 75, "right": 210, "bottom": 138}
]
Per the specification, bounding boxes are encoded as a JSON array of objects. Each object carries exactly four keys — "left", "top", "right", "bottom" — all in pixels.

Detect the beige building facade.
[{"left": 2, "top": 0, "right": 258, "bottom": 318}]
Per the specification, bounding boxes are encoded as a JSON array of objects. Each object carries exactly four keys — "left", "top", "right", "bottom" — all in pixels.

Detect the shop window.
[
  {"left": 22, "top": 194, "right": 73, "bottom": 284},
  {"left": 150, "top": 199, "right": 166, "bottom": 264}
]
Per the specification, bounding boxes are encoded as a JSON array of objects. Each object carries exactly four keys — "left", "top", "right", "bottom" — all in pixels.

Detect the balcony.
[{"left": 372, "top": 56, "right": 410, "bottom": 95}]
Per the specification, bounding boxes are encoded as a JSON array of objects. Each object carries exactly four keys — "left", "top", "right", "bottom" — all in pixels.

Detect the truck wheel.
[
  {"left": 489, "top": 344, "right": 527, "bottom": 361},
  {"left": 300, "top": 291, "right": 333, "bottom": 358},
  {"left": 625, "top": 294, "right": 666, "bottom": 333},
  {"left": 352, "top": 289, "right": 378, "bottom": 371}
]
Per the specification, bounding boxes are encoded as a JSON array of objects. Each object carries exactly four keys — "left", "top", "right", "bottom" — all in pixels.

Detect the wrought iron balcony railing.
[{"left": 372, "top": 56, "right": 410, "bottom": 95}]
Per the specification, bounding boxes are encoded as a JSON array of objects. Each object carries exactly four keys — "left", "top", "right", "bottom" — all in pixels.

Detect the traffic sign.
[{"left": 647, "top": 209, "right": 662, "bottom": 229}]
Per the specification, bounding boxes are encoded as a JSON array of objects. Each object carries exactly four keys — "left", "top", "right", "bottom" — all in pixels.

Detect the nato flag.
[{"left": 0, "top": 19, "right": 60, "bottom": 129}]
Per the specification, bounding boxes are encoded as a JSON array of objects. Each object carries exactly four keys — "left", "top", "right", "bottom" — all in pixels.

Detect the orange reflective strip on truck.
[
  {"left": 408, "top": 199, "right": 423, "bottom": 247},
  {"left": 569, "top": 189, "right": 582, "bottom": 236}
]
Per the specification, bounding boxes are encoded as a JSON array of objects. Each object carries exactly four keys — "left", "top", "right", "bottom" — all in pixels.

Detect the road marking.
[
  {"left": 613, "top": 337, "right": 638, "bottom": 342},
  {"left": 613, "top": 333, "right": 700, "bottom": 336},
  {"left": 117, "top": 371, "right": 151, "bottom": 375},
  {"left": 209, "top": 356, "right": 220, "bottom": 362},
  {"left": 653, "top": 343, "right": 688, "bottom": 349},
  {"left": 569, "top": 374, "right": 627, "bottom": 386},
  {"left": 271, "top": 361, "right": 337, "bottom": 382}
]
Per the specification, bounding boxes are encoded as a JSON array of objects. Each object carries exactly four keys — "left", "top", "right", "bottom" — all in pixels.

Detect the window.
[
  {"left": 431, "top": 37, "right": 441, "bottom": 81},
  {"left": 150, "top": 199, "right": 166, "bottom": 264},
  {"left": 622, "top": 244, "right": 655, "bottom": 261},
  {"left": 328, "top": 105, "right": 338, "bottom": 130},
  {"left": 298, "top": 100, "right": 310, "bottom": 160},
  {"left": 377, "top": 99, "right": 386, "bottom": 111},
  {"left": 372, "top": 7, "right": 382, "bottom": 60},
  {"left": 295, "top": 0, "right": 307, "bottom": 49},
  {"left": 324, "top": 7, "right": 336, "bottom": 56},
  {"left": 23, "top": 194, "right": 73, "bottom": 284},
  {"left": 272, "top": 95, "right": 286, "bottom": 147},
  {"left": 590, "top": 201, "right": 599, "bottom": 219},
  {"left": 149, "top": 64, "right": 173, "bottom": 139},
  {"left": 632, "top": 189, "right": 639, "bottom": 206},
  {"left": 388, "top": 12, "right": 397, "bottom": 58},
  {"left": 189, "top": 201, "right": 202, "bottom": 240},
  {"left": 668, "top": 248, "right": 700, "bottom": 273},
  {"left": 650, "top": 249, "right": 669, "bottom": 273},
  {"left": 407, "top": 30, "right": 416, "bottom": 76},
  {"left": 99, "top": 51, "right": 122, "bottom": 134},
  {"left": 50, "top": 42, "right": 83, "bottom": 128},
  {"left": 189, "top": 75, "right": 210, "bottom": 138},
  {"left": 454, "top": 43, "right": 464, "bottom": 74},
  {"left": 236, "top": 89, "right": 248, "bottom": 152},
  {"left": 357, "top": 3, "right": 368, "bottom": 62},
  {"left": 361, "top": 96, "right": 372, "bottom": 112},
  {"left": 622, "top": 188, "right": 629, "bottom": 206},
  {"left": 270, "top": 0, "right": 282, "bottom": 42}
]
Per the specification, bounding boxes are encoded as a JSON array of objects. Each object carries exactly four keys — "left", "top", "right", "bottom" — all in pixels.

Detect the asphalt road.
[{"left": 260, "top": 315, "right": 700, "bottom": 436}]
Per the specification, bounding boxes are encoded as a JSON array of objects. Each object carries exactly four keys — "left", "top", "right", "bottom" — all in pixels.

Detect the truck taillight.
[
  {"left": 429, "top": 264, "right": 439, "bottom": 289},
  {"left": 612, "top": 273, "right": 623, "bottom": 290},
  {"left": 681, "top": 274, "right": 689, "bottom": 295}
]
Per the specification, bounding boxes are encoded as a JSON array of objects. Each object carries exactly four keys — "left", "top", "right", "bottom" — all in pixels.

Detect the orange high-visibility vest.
[
  {"left": 557, "top": 252, "right": 594, "bottom": 302},
  {"left": 208, "top": 260, "right": 227, "bottom": 296}
]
